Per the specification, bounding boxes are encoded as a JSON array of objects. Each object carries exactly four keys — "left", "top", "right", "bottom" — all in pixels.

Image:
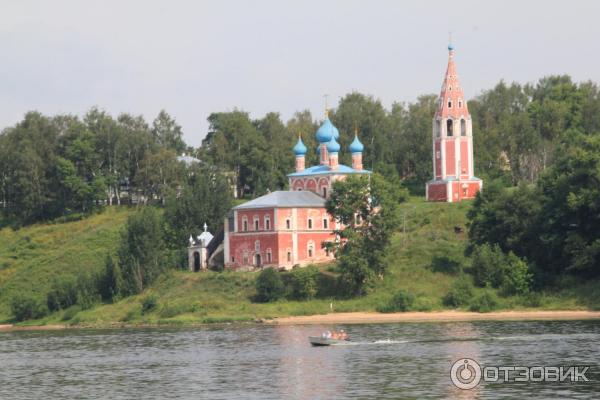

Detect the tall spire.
[{"left": 435, "top": 42, "right": 468, "bottom": 120}]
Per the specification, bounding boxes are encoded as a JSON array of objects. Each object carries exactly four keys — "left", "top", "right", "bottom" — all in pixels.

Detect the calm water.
[{"left": 1, "top": 320, "right": 599, "bottom": 399}]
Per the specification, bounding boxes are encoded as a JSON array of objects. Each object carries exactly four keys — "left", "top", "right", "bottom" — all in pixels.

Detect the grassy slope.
[
  {"left": 0, "top": 208, "right": 133, "bottom": 321},
  {"left": 1, "top": 198, "right": 598, "bottom": 326}
]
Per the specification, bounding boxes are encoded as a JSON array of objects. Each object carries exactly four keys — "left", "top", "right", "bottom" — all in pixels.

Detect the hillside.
[
  {"left": 1, "top": 199, "right": 598, "bottom": 326},
  {"left": 0, "top": 208, "right": 134, "bottom": 321}
]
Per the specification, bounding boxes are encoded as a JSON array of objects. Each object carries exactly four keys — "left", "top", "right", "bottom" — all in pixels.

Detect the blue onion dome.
[
  {"left": 326, "top": 136, "right": 340, "bottom": 153},
  {"left": 349, "top": 135, "right": 364, "bottom": 153},
  {"left": 315, "top": 117, "right": 340, "bottom": 143},
  {"left": 293, "top": 137, "right": 307, "bottom": 156},
  {"left": 448, "top": 43, "right": 454, "bottom": 51}
]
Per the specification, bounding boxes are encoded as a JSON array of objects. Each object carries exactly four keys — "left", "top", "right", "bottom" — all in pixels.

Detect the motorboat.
[{"left": 309, "top": 336, "right": 350, "bottom": 346}]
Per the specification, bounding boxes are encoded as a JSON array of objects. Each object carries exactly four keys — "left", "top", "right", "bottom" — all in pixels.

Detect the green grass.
[
  {"left": 0, "top": 207, "right": 133, "bottom": 322},
  {"left": 1, "top": 197, "right": 599, "bottom": 327}
]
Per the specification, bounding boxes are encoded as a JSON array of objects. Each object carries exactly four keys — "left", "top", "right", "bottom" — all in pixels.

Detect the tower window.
[
  {"left": 448, "top": 86, "right": 452, "bottom": 91},
  {"left": 458, "top": 99, "right": 463, "bottom": 108},
  {"left": 461, "top": 119, "right": 466, "bottom": 136},
  {"left": 447, "top": 119, "right": 453, "bottom": 136},
  {"left": 447, "top": 100, "right": 452, "bottom": 108}
]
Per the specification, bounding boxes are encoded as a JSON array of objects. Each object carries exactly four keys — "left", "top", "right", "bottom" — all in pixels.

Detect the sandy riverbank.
[
  {"left": 268, "top": 310, "right": 600, "bottom": 325},
  {"left": 1, "top": 310, "right": 600, "bottom": 331}
]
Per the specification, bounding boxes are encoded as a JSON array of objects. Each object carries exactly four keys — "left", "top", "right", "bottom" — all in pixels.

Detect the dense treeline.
[{"left": 0, "top": 108, "right": 188, "bottom": 226}]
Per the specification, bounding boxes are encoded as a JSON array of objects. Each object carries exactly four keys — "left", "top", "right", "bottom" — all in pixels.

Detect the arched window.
[
  {"left": 242, "top": 217, "right": 248, "bottom": 232},
  {"left": 264, "top": 216, "right": 270, "bottom": 230},
  {"left": 461, "top": 119, "right": 466, "bottom": 136},
  {"left": 286, "top": 219, "right": 291, "bottom": 229},
  {"left": 287, "top": 250, "right": 292, "bottom": 262},
  {"left": 308, "top": 218, "right": 313, "bottom": 229},
  {"left": 447, "top": 100, "right": 452, "bottom": 108},
  {"left": 458, "top": 99, "right": 463, "bottom": 108},
  {"left": 447, "top": 119, "right": 453, "bottom": 137},
  {"left": 254, "top": 216, "right": 259, "bottom": 231},
  {"left": 323, "top": 218, "right": 328, "bottom": 229},
  {"left": 322, "top": 187, "right": 327, "bottom": 197},
  {"left": 266, "top": 249, "right": 272, "bottom": 263}
]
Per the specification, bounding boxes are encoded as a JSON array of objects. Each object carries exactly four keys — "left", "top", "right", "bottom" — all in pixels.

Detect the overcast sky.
[{"left": 1, "top": 1, "right": 599, "bottom": 147}]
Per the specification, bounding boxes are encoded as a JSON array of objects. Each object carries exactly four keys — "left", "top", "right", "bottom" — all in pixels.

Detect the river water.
[{"left": 0, "top": 320, "right": 598, "bottom": 399}]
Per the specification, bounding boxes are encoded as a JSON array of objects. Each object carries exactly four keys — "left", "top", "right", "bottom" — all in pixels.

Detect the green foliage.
[
  {"left": 430, "top": 255, "right": 462, "bottom": 275},
  {"left": 46, "top": 277, "right": 78, "bottom": 312},
  {"left": 142, "top": 296, "right": 158, "bottom": 314},
  {"left": 326, "top": 174, "right": 405, "bottom": 295},
  {"left": 254, "top": 268, "right": 285, "bottom": 303},
  {"left": 377, "top": 289, "right": 415, "bottom": 313},
  {"left": 289, "top": 266, "right": 319, "bottom": 300},
  {"left": 118, "top": 207, "right": 168, "bottom": 295},
  {"left": 469, "top": 290, "right": 500, "bottom": 313},
  {"left": 470, "top": 244, "right": 506, "bottom": 288},
  {"left": 501, "top": 253, "right": 533, "bottom": 296},
  {"left": 443, "top": 276, "right": 475, "bottom": 307},
  {"left": 98, "top": 255, "right": 123, "bottom": 302},
  {"left": 10, "top": 294, "right": 48, "bottom": 321},
  {"left": 163, "top": 165, "right": 233, "bottom": 257}
]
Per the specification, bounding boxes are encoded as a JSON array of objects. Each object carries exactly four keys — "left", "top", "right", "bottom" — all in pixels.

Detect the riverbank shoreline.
[
  {"left": 1, "top": 310, "right": 600, "bottom": 332},
  {"left": 267, "top": 310, "right": 600, "bottom": 325}
]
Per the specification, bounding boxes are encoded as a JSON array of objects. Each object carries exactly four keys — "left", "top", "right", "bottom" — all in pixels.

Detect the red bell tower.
[{"left": 426, "top": 44, "right": 482, "bottom": 202}]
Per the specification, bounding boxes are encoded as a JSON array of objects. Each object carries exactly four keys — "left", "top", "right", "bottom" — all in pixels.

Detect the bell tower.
[{"left": 426, "top": 44, "right": 482, "bottom": 202}]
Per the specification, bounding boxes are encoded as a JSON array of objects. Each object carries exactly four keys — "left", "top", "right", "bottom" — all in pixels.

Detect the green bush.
[
  {"left": 469, "top": 290, "right": 500, "bottom": 313},
  {"left": 430, "top": 255, "right": 462, "bottom": 275},
  {"left": 254, "top": 268, "right": 285, "bottom": 302},
  {"left": 443, "top": 276, "right": 475, "bottom": 308},
  {"left": 142, "top": 296, "right": 158, "bottom": 314},
  {"left": 289, "top": 266, "right": 319, "bottom": 300},
  {"left": 500, "top": 253, "right": 532, "bottom": 296},
  {"left": 10, "top": 294, "right": 48, "bottom": 322},
  {"left": 61, "top": 305, "right": 82, "bottom": 321},
  {"left": 470, "top": 244, "right": 505, "bottom": 288},
  {"left": 377, "top": 289, "right": 415, "bottom": 313},
  {"left": 47, "top": 277, "right": 78, "bottom": 312}
]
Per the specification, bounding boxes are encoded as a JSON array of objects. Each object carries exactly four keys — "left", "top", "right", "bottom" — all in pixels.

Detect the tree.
[
  {"left": 163, "top": 164, "right": 233, "bottom": 260},
  {"left": 255, "top": 268, "right": 285, "bottom": 302},
  {"left": 325, "top": 174, "right": 405, "bottom": 294},
  {"left": 152, "top": 110, "right": 186, "bottom": 154},
  {"left": 118, "top": 207, "right": 167, "bottom": 295}
]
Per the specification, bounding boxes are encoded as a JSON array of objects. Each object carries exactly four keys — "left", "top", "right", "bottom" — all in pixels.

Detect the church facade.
[
  {"left": 223, "top": 115, "right": 370, "bottom": 270},
  {"left": 426, "top": 45, "right": 482, "bottom": 202}
]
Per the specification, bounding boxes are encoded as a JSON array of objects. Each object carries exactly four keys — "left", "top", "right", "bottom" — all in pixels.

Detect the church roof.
[
  {"left": 293, "top": 137, "right": 307, "bottom": 156},
  {"left": 233, "top": 190, "right": 326, "bottom": 210},
  {"left": 287, "top": 164, "right": 371, "bottom": 177},
  {"left": 435, "top": 45, "right": 470, "bottom": 120},
  {"left": 349, "top": 135, "right": 364, "bottom": 153},
  {"left": 315, "top": 117, "right": 339, "bottom": 143}
]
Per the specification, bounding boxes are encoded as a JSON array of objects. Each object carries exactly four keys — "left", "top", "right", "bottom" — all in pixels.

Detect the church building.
[
  {"left": 426, "top": 45, "right": 482, "bottom": 202},
  {"left": 222, "top": 114, "right": 371, "bottom": 270}
]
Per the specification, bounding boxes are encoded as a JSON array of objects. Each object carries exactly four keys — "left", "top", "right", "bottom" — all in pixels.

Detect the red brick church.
[
  {"left": 426, "top": 44, "right": 482, "bottom": 202},
  {"left": 223, "top": 112, "right": 371, "bottom": 270}
]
